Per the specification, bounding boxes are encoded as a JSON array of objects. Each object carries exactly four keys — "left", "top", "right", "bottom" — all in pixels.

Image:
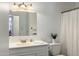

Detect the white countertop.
[{"left": 9, "top": 40, "right": 48, "bottom": 49}]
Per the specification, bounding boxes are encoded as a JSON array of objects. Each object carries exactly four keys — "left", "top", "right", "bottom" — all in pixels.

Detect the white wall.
[
  {"left": 0, "top": 3, "right": 9, "bottom": 55},
  {"left": 31, "top": 2, "right": 76, "bottom": 43},
  {"left": 29, "top": 13, "right": 37, "bottom": 35}
]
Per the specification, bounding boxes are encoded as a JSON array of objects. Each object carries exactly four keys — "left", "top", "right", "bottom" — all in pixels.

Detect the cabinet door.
[
  {"left": 10, "top": 52, "right": 37, "bottom": 56},
  {"left": 36, "top": 52, "right": 48, "bottom": 56},
  {"left": 9, "top": 45, "right": 48, "bottom": 56}
]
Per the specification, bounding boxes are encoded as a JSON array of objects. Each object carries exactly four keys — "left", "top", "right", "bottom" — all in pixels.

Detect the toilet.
[{"left": 49, "top": 43, "right": 61, "bottom": 56}]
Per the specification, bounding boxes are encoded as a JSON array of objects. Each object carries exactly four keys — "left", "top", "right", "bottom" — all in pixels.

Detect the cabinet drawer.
[
  {"left": 9, "top": 45, "right": 48, "bottom": 56},
  {"left": 10, "top": 50, "right": 48, "bottom": 56}
]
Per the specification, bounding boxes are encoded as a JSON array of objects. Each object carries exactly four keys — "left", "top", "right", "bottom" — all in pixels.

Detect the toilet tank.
[{"left": 49, "top": 43, "right": 61, "bottom": 56}]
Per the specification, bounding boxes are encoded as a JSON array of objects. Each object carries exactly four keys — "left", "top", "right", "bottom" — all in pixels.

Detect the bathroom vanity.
[
  {"left": 9, "top": 8, "right": 48, "bottom": 56},
  {"left": 9, "top": 39, "right": 48, "bottom": 56}
]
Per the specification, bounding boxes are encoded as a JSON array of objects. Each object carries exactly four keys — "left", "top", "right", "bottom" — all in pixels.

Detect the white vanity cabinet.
[{"left": 9, "top": 45, "right": 48, "bottom": 56}]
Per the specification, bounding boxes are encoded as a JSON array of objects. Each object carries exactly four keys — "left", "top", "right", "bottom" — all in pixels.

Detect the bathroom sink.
[
  {"left": 15, "top": 41, "right": 32, "bottom": 46},
  {"left": 9, "top": 40, "right": 34, "bottom": 48}
]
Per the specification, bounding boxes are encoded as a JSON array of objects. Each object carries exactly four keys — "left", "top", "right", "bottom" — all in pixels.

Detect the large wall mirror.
[{"left": 9, "top": 11, "right": 37, "bottom": 36}]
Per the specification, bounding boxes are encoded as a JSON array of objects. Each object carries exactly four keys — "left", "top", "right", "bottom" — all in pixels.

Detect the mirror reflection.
[{"left": 9, "top": 11, "right": 37, "bottom": 36}]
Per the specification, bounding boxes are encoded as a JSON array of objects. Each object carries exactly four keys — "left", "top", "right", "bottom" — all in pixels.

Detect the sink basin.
[{"left": 9, "top": 39, "right": 34, "bottom": 47}]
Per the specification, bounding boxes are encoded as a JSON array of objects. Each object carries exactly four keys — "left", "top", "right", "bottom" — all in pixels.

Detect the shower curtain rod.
[{"left": 61, "top": 7, "right": 79, "bottom": 13}]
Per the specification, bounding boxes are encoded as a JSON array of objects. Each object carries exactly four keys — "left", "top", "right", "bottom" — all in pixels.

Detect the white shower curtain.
[{"left": 60, "top": 9, "right": 79, "bottom": 56}]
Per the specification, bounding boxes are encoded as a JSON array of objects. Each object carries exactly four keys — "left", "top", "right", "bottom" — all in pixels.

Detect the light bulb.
[
  {"left": 19, "top": 2, "right": 26, "bottom": 10},
  {"left": 27, "top": 4, "right": 33, "bottom": 10},
  {"left": 20, "top": 5, "right": 25, "bottom": 9},
  {"left": 12, "top": 3, "right": 19, "bottom": 10}
]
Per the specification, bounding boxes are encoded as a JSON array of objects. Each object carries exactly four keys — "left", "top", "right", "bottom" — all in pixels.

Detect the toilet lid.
[{"left": 49, "top": 43, "right": 61, "bottom": 46}]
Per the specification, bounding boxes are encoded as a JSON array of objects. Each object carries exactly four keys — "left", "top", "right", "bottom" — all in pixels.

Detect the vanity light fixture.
[
  {"left": 27, "top": 4, "right": 33, "bottom": 10},
  {"left": 12, "top": 2, "right": 33, "bottom": 10}
]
